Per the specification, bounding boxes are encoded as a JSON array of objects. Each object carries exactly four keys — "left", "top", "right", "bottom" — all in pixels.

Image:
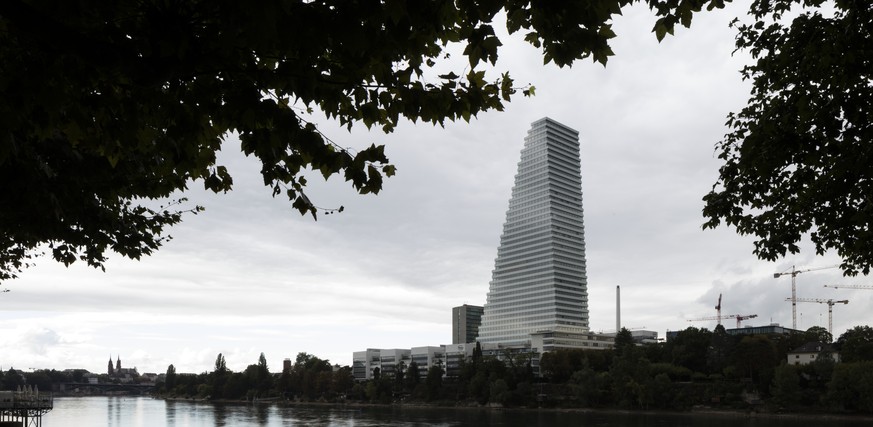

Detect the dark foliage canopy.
[
  {"left": 0, "top": 0, "right": 722, "bottom": 280},
  {"left": 837, "top": 325, "right": 873, "bottom": 363},
  {"left": 703, "top": 1, "right": 873, "bottom": 275}
]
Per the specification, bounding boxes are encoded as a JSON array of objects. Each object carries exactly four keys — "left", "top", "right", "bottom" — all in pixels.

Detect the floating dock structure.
[{"left": 0, "top": 390, "right": 53, "bottom": 427}]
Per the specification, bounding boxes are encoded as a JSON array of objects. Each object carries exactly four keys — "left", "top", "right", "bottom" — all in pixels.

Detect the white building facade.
[{"left": 352, "top": 348, "right": 412, "bottom": 381}]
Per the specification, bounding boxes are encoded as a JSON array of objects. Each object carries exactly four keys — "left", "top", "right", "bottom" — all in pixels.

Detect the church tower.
[
  {"left": 116, "top": 355, "right": 122, "bottom": 372},
  {"left": 108, "top": 356, "right": 115, "bottom": 375}
]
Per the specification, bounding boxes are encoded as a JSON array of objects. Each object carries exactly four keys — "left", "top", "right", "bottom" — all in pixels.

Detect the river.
[{"left": 40, "top": 397, "right": 871, "bottom": 427}]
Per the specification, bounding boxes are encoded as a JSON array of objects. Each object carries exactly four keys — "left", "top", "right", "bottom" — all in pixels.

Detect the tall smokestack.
[{"left": 616, "top": 285, "right": 621, "bottom": 332}]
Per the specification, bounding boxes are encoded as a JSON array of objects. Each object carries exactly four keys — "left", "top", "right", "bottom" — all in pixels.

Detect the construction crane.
[
  {"left": 734, "top": 314, "right": 758, "bottom": 328},
  {"left": 824, "top": 284, "right": 873, "bottom": 290},
  {"left": 786, "top": 297, "right": 848, "bottom": 335},
  {"left": 688, "top": 314, "right": 758, "bottom": 328},
  {"left": 773, "top": 264, "right": 838, "bottom": 329}
]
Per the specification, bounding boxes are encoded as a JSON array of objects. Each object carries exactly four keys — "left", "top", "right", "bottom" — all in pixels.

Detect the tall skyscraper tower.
[{"left": 477, "top": 117, "right": 589, "bottom": 346}]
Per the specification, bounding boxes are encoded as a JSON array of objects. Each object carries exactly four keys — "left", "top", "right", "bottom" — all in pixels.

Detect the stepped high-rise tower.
[{"left": 477, "top": 118, "right": 589, "bottom": 346}]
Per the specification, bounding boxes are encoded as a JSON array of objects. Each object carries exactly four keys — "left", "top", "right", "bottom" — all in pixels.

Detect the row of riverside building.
[{"left": 353, "top": 118, "right": 622, "bottom": 381}]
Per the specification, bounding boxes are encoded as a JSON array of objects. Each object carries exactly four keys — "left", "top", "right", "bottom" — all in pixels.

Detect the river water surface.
[{"left": 42, "top": 397, "right": 871, "bottom": 427}]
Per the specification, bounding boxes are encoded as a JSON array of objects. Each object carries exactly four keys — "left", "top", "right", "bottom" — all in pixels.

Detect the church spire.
[{"left": 108, "top": 355, "right": 115, "bottom": 375}]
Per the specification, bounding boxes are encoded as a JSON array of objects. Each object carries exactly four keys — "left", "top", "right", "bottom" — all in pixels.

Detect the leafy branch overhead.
[
  {"left": 703, "top": 1, "right": 873, "bottom": 276},
  {"left": 0, "top": 0, "right": 720, "bottom": 280}
]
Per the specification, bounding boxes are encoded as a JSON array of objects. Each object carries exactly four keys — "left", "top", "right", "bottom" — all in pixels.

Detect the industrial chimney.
[{"left": 616, "top": 285, "right": 621, "bottom": 332}]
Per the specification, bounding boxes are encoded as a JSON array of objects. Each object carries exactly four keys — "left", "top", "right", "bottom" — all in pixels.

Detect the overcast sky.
[{"left": 3, "top": 3, "right": 871, "bottom": 375}]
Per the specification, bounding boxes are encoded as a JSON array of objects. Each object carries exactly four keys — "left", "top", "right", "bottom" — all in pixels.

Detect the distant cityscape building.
[
  {"left": 452, "top": 304, "right": 484, "bottom": 344},
  {"left": 477, "top": 117, "right": 590, "bottom": 347}
]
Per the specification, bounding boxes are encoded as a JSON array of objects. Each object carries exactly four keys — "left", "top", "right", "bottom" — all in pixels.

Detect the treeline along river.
[{"left": 44, "top": 397, "right": 872, "bottom": 427}]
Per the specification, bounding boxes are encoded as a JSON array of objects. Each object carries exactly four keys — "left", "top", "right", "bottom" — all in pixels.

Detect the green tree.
[
  {"left": 540, "top": 349, "right": 589, "bottom": 383},
  {"left": 164, "top": 364, "right": 177, "bottom": 392},
  {"left": 222, "top": 372, "right": 249, "bottom": 399},
  {"left": 425, "top": 364, "right": 444, "bottom": 402},
  {"left": 210, "top": 353, "right": 229, "bottom": 399},
  {"left": 489, "top": 379, "right": 510, "bottom": 405},
  {"left": 804, "top": 326, "right": 834, "bottom": 344},
  {"left": 285, "top": 352, "right": 333, "bottom": 399},
  {"left": 707, "top": 324, "right": 736, "bottom": 374},
  {"left": 1, "top": 368, "right": 24, "bottom": 390},
  {"left": 472, "top": 342, "right": 483, "bottom": 367},
  {"left": 23, "top": 370, "right": 53, "bottom": 391},
  {"left": 837, "top": 326, "right": 873, "bottom": 363},
  {"left": 703, "top": 1, "right": 873, "bottom": 275},
  {"left": 393, "top": 361, "right": 406, "bottom": 393},
  {"left": 826, "top": 361, "right": 873, "bottom": 413},
  {"left": 404, "top": 361, "right": 421, "bottom": 393},
  {"left": 468, "top": 370, "right": 490, "bottom": 404},
  {"left": 613, "top": 328, "right": 635, "bottom": 358},
  {"left": 257, "top": 353, "right": 269, "bottom": 376},
  {"left": 256, "top": 352, "right": 271, "bottom": 393},
  {"left": 331, "top": 366, "right": 355, "bottom": 397},
  {"left": 568, "top": 366, "right": 596, "bottom": 407},
  {"left": 732, "top": 335, "right": 778, "bottom": 391},
  {"left": 665, "top": 327, "right": 713, "bottom": 374},
  {"left": 650, "top": 373, "right": 673, "bottom": 409},
  {"left": 771, "top": 364, "right": 802, "bottom": 408},
  {"left": 214, "top": 353, "right": 228, "bottom": 374},
  {"left": 610, "top": 344, "right": 652, "bottom": 409},
  {"left": 0, "top": 0, "right": 727, "bottom": 281}
]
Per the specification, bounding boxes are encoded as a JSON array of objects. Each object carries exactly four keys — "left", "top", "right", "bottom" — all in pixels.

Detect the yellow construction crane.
[
  {"left": 773, "top": 264, "right": 839, "bottom": 329},
  {"left": 786, "top": 297, "right": 848, "bottom": 335},
  {"left": 688, "top": 314, "right": 758, "bottom": 328}
]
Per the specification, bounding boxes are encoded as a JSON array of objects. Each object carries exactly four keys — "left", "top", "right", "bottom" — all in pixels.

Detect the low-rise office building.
[{"left": 353, "top": 332, "right": 617, "bottom": 381}]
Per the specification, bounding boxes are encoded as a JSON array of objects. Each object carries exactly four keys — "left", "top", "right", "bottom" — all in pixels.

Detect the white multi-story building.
[
  {"left": 477, "top": 117, "right": 590, "bottom": 347},
  {"left": 410, "top": 346, "right": 445, "bottom": 378},
  {"left": 352, "top": 348, "right": 411, "bottom": 381},
  {"left": 531, "top": 331, "right": 614, "bottom": 352},
  {"left": 355, "top": 342, "right": 529, "bottom": 381}
]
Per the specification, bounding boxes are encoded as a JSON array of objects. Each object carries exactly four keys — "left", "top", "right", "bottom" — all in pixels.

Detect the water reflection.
[
  {"left": 47, "top": 397, "right": 873, "bottom": 427},
  {"left": 165, "top": 399, "right": 177, "bottom": 426},
  {"left": 213, "top": 403, "right": 227, "bottom": 426},
  {"left": 106, "top": 397, "right": 121, "bottom": 426},
  {"left": 254, "top": 403, "right": 269, "bottom": 425}
]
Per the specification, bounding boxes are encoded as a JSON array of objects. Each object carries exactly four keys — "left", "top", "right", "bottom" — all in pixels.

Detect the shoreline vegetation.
[
  {"left": 11, "top": 326, "right": 873, "bottom": 419},
  {"left": 148, "top": 326, "right": 873, "bottom": 418}
]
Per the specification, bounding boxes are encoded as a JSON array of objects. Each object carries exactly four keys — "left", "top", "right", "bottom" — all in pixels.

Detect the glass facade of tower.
[
  {"left": 452, "top": 304, "right": 484, "bottom": 344},
  {"left": 477, "top": 117, "right": 589, "bottom": 346}
]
